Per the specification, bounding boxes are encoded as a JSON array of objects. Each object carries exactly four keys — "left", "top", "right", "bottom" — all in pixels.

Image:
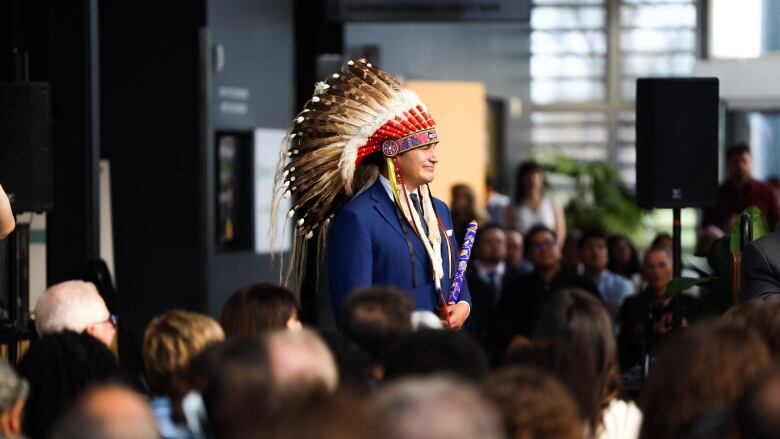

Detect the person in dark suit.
[
  {"left": 743, "top": 230, "right": 780, "bottom": 300},
  {"left": 270, "top": 59, "right": 471, "bottom": 330},
  {"left": 466, "top": 223, "right": 524, "bottom": 361},
  {"left": 328, "top": 154, "right": 471, "bottom": 329},
  {"left": 496, "top": 224, "right": 600, "bottom": 349}
]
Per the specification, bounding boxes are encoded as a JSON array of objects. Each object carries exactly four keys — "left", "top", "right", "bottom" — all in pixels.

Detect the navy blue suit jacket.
[{"left": 328, "top": 179, "right": 472, "bottom": 319}]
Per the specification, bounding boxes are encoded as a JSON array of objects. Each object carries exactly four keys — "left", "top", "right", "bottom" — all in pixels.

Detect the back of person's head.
[
  {"left": 266, "top": 328, "right": 339, "bottom": 400},
  {"left": 382, "top": 330, "right": 489, "bottom": 383},
  {"left": 639, "top": 322, "right": 770, "bottom": 439},
  {"left": 484, "top": 366, "right": 582, "bottom": 439},
  {"left": 201, "top": 337, "right": 276, "bottom": 439},
  {"left": 533, "top": 288, "right": 621, "bottom": 433},
  {"left": 730, "top": 300, "right": 780, "bottom": 358},
  {"left": 34, "top": 280, "right": 109, "bottom": 335},
  {"left": 736, "top": 365, "right": 780, "bottom": 439},
  {"left": 503, "top": 339, "right": 594, "bottom": 433},
  {"left": 18, "top": 330, "right": 120, "bottom": 439},
  {"left": 219, "top": 283, "right": 301, "bottom": 337},
  {"left": 143, "top": 309, "right": 224, "bottom": 400},
  {"left": 0, "top": 360, "right": 28, "bottom": 438},
  {"left": 318, "top": 331, "right": 373, "bottom": 393},
  {"left": 726, "top": 142, "right": 750, "bottom": 158},
  {"left": 377, "top": 375, "right": 505, "bottom": 439},
  {"left": 341, "top": 287, "right": 414, "bottom": 362},
  {"left": 722, "top": 300, "right": 764, "bottom": 327},
  {"left": 51, "top": 384, "right": 159, "bottom": 439},
  {"left": 266, "top": 392, "right": 391, "bottom": 439}
]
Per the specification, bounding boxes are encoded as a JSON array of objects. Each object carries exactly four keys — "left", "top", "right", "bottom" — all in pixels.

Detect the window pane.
[
  {"left": 534, "top": 0, "right": 604, "bottom": 5},
  {"left": 621, "top": 4, "right": 696, "bottom": 28},
  {"left": 530, "top": 125, "right": 608, "bottom": 143},
  {"left": 532, "top": 79, "right": 606, "bottom": 103},
  {"left": 617, "top": 145, "right": 636, "bottom": 164},
  {"left": 531, "top": 30, "right": 607, "bottom": 55},
  {"left": 532, "top": 7, "right": 606, "bottom": 30},
  {"left": 530, "top": 112, "right": 608, "bottom": 123},
  {"left": 621, "top": 53, "right": 696, "bottom": 76},
  {"left": 621, "top": 29, "right": 695, "bottom": 52},
  {"left": 531, "top": 55, "right": 606, "bottom": 78}
]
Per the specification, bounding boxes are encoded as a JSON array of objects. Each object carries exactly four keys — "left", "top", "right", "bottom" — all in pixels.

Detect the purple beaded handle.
[{"left": 448, "top": 220, "right": 478, "bottom": 303}]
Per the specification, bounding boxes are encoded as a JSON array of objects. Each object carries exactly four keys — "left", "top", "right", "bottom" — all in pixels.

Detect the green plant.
[{"left": 544, "top": 155, "right": 650, "bottom": 243}]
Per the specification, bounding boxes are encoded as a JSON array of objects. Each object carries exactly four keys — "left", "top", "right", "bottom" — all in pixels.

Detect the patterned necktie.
[{"left": 409, "top": 192, "right": 429, "bottom": 236}]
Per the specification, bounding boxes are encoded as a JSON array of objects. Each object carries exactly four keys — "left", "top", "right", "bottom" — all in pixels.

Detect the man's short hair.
[
  {"left": 220, "top": 283, "right": 300, "bottom": 337},
  {"left": 266, "top": 328, "right": 339, "bottom": 398},
  {"left": 727, "top": 142, "right": 751, "bottom": 158},
  {"left": 341, "top": 287, "right": 414, "bottom": 362},
  {"left": 578, "top": 228, "right": 607, "bottom": 251},
  {"left": 34, "top": 280, "right": 108, "bottom": 336},
  {"left": 377, "top": 375, "right": 504, "bottom": 439},
  {"left": 143, "top": 309, "right": 224, "bottom": 397}
]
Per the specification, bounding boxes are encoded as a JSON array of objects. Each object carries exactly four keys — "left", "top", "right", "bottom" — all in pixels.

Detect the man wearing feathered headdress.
[{"left": 272, "top": 59, "right": 471, "bottom": 330}]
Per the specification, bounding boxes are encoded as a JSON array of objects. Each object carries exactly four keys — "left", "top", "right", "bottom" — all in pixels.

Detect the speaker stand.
[{"left": 672, "top": 208, "right": 682, "bottom": 328}]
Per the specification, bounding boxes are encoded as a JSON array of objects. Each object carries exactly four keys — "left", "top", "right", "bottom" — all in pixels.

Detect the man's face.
[
  {"left": 726, "top": 152, "right": 751, "bottom": 182},
  {"left": 580, "top": 236, "right": 608, "bottom": 273},
  {"left": 396, "top": 144, "right": 438, "bottom": 188},
  {"left": 478, "top": 228, "right": 507, "bottom": 264},
  {"left": 506, "top": 230, "right": 524, "bottom": 266},
  {"left": 643, "top": 249, "right": 673, "bottom": 294},
  {"left": 527, "top": 230, "right": 560, "bottom": 270}
]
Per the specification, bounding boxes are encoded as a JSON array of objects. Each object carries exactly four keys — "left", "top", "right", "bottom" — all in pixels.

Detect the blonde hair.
[{"left": 143, "top": 309, "right": 224, "bottom": 397}]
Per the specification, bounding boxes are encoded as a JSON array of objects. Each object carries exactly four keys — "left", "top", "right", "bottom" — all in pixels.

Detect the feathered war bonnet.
[{"left": 271, "top": 59, "right": 451, "bottom": 295}]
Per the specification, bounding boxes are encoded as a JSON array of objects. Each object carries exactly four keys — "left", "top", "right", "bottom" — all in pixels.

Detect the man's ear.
[
  {"left": 8, "top": 398, "right": 24, "bottom": 434},
  {"left": 83, "top": 324, "right": 97, "bottom": 337}
]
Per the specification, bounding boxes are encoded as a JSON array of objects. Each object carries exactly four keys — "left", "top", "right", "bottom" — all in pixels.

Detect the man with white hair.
[{"left": 34, "top": 280, "right": 116, "bottom": 347}]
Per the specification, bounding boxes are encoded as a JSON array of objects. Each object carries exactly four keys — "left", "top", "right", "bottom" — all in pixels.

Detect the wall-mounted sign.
[{"left": 326, "top": 0, "right": 530, "bottom": 22}]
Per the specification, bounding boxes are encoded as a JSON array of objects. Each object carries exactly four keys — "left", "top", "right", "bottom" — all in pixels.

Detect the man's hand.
[{"left": 441, "top": 302, "right": 470, "bottom": 331}]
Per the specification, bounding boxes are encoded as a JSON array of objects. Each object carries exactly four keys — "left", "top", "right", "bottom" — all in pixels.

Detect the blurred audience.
[
  {"left": 52, "top": 384, "right": 159, "bottom": 439},
  {"left": 219, "top": 283, "right": 301, "bottom": 338},
  {"left": 450, "top": 183, "right": 484, "bottom": 246},
  {"left": 467, "top": 223, "right": 525, "bottom": 358},
  {"left": 485, "top": 177, "right": 511, "bottom": 225},
  {"left": 504, "top": 228, "right": 532, "bottom": 273},
  {"left": 200, "top": 337, "right": 276, "bottom": 439},
  {"left": 265, "top": 328, "right": 339, "bottom": 399},
  {"left": 561, "top": 228, "right": 582, "bottom": 273},
  {"left": 607, "top": 234, "right": 642, "bottom": 287},
  {"left": 703, "top": 143, "right": 780, "bottom": 232},
  {"left": 143, "top": 309, "right": 224, "bottom": 438},
  {"left": 533, "top": 289, "right": 641, "bottom": 439},
  {"left": 377, "top": 375, "right": 505, "bottom": 439},
  {"left": 18, "top": 331, "right": 120, "bottom": 439},
  {"left": 0, "top": 361, "right": 27, "bottom": 439},
  {"left": 497, "top": 225, "right": 599, "bottom": 341},
  {"left": 638, "top": 322, "right": 770, "bottom": 439},
  {"left": 579, "top": 230, "right": 635, "bottom": 323},
  {"left": 485, "top": 366, "right": 582, "bottom": 439},
  {"left": 340, "top": 287, "right": 413, "bottom": 379},
  {"left": 34, "top": 280, "right": 117, "bottom": 348},
  {"left": 504, "top": 161, "right": 566, "bottom": 248},
  {"left": 736, "top": 365, "right": 780, "bottom": 439},
  {"left": 723, "top": 300, "right": 780, "bottom": 358},
  {"left": 382, "top": 330, "right": 489, "bottom": 383},
  {"left": 619, "top": 247, "right": 698, "bottom": 369}
]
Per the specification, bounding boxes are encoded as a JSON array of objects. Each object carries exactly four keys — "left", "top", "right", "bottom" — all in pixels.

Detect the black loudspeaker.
[
  {"left": 636, "top": 78, "right": 719, "bottom": 208},
  {"left": 0, "top": 83, "right": 53, "bottom": 213}
]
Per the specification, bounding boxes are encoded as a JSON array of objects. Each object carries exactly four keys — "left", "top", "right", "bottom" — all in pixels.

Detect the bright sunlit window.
[{"left": 709, "top": 0, "right": 763, "bottom": 58}]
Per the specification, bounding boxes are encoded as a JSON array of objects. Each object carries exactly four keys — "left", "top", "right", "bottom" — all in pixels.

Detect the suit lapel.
[{"left": 369, "top": 180, "right": 409, "bottom": 242}]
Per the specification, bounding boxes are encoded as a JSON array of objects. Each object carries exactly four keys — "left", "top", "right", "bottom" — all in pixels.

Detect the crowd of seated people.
[{"left": 4, "top": 144, "right": 780, "bottom": 439}]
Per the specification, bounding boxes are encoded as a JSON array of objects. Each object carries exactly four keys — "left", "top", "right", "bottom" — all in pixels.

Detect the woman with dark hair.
[
  {"left": 533, "top": 288, "right": 641, "bottom": 439},
  {"left": 17, "top": 331, "right": 120, "bottom": 439},
  {"left": 606, "top": 234, "right": 641, "bottom": 286},
  {"left": 639, "top": 322, "right": 770, "bottom": 439},
  {"left": 219, "top": 283, "right": 302, "bottom": 337},
  {"left": 504, "top": 160, "right": 566, "bottom": 248}
]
